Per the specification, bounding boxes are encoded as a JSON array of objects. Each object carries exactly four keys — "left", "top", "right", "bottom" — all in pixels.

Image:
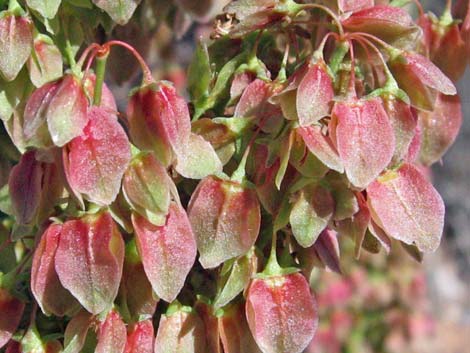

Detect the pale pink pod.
[
  {"left": 246, "top": 273, "right": 318, "bottom": 353},
  {"left": 418, "top": 93, "right": 462, "bottom": 166},
  {"left": 338, "top": 0, "right": 373, "bottom": 13},
  {"left": 31, "top": 224, "right": 79, "bottom": 316},
  {"left": 235, "top": 79, "right": 270, "bottom": 118},
  {"left": 46, "top": 74, "right": 88, "bottom": 147},
  {"left": 332, "top": 97, "right": 395, "bottom": 189},
  {"left": 63, "top": 311, "right": 93, "bottom": 353},
  {"left": 219, "top": 302, "right": 262, "bottom": 353},
  {"left": 132, "top": 202, "right": 196, "bottom": 302},
  {"left": 125, "top": 320, "right": 154, "bottom": 353},
  {"left": 54, "top": 212, "right": 125, "bottom": 314},
  {"left": 0, "top": 15, "right": 33, "bottom": 81},
  {"left": 297, "top": 126, "right": 344, "bottom": 173},
  {"left": 154, "top": 305, "right": 207, "bottom": 353},
  {"left": 367, "top": 163, "right": 444, "bottom": 252},
  {"left": 64, "top": 106, "right": 131, "bottom": 206},
  {"left": 194, "top": 300, "right": 222, "bottom": 353},
  {"left": 0, "top": 289, "right": 25, "bottom": 349},
  {"left": 313, "top": 229, "right": 341, "bottom": 274},
  {"left": 296, "top": 61, "right": 334, "bottom": 126},
  {"left": 390, "top": 52, "right": 457, "bottom": 110},
  {"left": 188, "top": 176, "right": 261, "bottom": 269},
  {"left": 27, "top": 36, "right": 63, "bottom": 87},
  {"left": 95, "top": 310, "right": 127, "bottom": 353}
]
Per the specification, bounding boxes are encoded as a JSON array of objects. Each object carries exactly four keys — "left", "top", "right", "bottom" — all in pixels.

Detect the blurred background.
[{"left": 104, "top": 0, "right": 470, "bottom": 351}]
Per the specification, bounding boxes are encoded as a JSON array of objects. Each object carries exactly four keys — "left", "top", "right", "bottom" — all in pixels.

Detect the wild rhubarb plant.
[{"left": 0, "top": 0, "right": 468, "bottom": 352}]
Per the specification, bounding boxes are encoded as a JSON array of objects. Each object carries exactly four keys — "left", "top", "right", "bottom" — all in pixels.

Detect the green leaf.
[
  {"left": 188, "top": 42, "right": 211, "bottom": 102},
  {"left": 26, "top": 0, "right": 61, "bottom": 18},
  {"left": 0, "top": 68, "right": 31, "bottom": 121},
  {"left": 92, "top": 0, "right": 141, "bottom": 25},
  {"left": 0, "top": 184, "right": 12, "bottom": 215}
]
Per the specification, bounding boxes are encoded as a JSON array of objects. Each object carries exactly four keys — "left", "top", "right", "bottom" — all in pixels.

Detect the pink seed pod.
[
  {"left": 419, "top": 13, "right": 467, "bottom": 81},
  {"left": 367, "top": 163, "right": 445, "bottom": 252},
  {"left": 297, "top": 126, "right": 344, "bottom": 173},
  {"left": 125, "top": 320, "right": 155, "bottom": 353},
  {"left": 123, "top": 152, "right": 171, "bottom": 225},
  {"left": 132, "top": 202, "right": 197, "bottom": 303},
  {"left": 64, "top": 106, "right": 131, "bottom": 206},
  {"left": 338, "top": 0, "right": 373, "bottom": 13},
  {"left": 332, "top": 97, "right": 395, "bottom": 189},
  {"left": 154, "top": 304, "right": 207, "bottom": 353},
  {"left": 381, "top": 95, "right": 417, "bottom": 165},
  {"left": 313, "top": 229, "right": 341, "bottom": 274},
  {"left": 246, "top": 272, "right": 318, "bottom": 353},
  {"left": 54, "top": 212, "right": 125, "bottom": 314},
  {"left": 8, "top": 150, "right": 63, "bottom": 227},
  {"left": 31, "top": 224, "right": 79, "bottom": 317},
  {"left": 27, "top": 35, "right": 63, "bottom": 87},
  {"left": 0, "top": 288, "right": 25, "bottom": 349},
  {"left": 418, "top": 93, "right": 462, "bottom": 166},
  {"left": 188, "top": 176, "right": 261, "bottom": 269},
  {"left": 127, "top": 82, "right": 221, "bottom": 179},
  {"left": 296, "top": 60, "right": 334, "bottom": 126},
  {"left": 46, "top": 74, "right": 89, "bottom": 147},
  {"left": 62, "top": 311, "right": 93, "bottom": 353},
  {"left": 0, "top": 14, "right": 33, "bottom": 81},
  {"left": 194, "top": 300, "right": 222, "bottom": 353},
  {"left": 341, "top": 5, "right": 417, "bottom": 40},
  {"left": 218, "top": 301, "right": 262, "bottom": 353},
  {"left": 95, "top": 309, "right": 127, "bottom": 353},
  {"left": 389, "top": 51, "right": 457, "bottom": 111}
]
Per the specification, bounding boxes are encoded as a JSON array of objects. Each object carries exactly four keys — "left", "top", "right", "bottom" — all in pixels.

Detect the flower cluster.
[{"left": 0, "top": 0, "right": 468, "bottom": 352}]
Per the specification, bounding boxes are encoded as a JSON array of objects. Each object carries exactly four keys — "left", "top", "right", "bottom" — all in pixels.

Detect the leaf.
[
  {"left": 0, "top": 68, "right": 32, "bottom": 122},
  {"left": 188, "top": 176, "right": 261, "bottom": 269},
  {"left": 26, "top": 0, "right": 61, "bottom": 18},
  {"left": 297, "top": 126, "right": 344, "bottom": 173},
  {"left": 418, "top": 93, "right": 462, "bottom": 166},
  {"left": 367, "top": 163, "right": 444, "bottom": 252},
  {"left": 0, "top": 15, "right": 33, "bottom": 81},
  {"left": 132, "top": 203, "right": 197, "bottom": 303},
  {"left": 332, "top": 97, "right": 395, "bottom": 189},
  {"left": 31, "top": 224, "right": 80, "bottom": 316},
  {"left": 64, "top": 106, "right": 131, "bottom": 206},
  {"left": 92, "top": 0, "right": 141, "bottom": 25},
  {"left": 46, "top": 75, "right": 88, "bottom": 147},
  {"left": 213, "top": 253, "right": 252, "bottom": 309},
  {"left": 246, "top": 273, "right": 318, "bottom": 353},
  {"left": 290, "top": 185, "right": 334, "bottom": 248},
  {"left": 0, "top": 288, "right": 25, "bottom": 349},
  {"left": 55, "top": 212, "right": 125, "bottom": 314},
  {"left": 125, "top": 320, "right": 154, "bottom": 353},
  {"left": 188, "top": 42, "right": 211, "bottom": 102},
  {"left": 154, "top": 306, "right": 207, "bottom": 353},
  {"left": 296, "top": 61, "right": 334, "bottom": 126},
  {"left": 95, "top": 310, "right": 127, "bottom": 353}
]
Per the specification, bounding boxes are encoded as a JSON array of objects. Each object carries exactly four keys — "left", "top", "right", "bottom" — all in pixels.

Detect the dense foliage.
[{"left": 0, "top": 0, "right": 469, "bottom": 352}]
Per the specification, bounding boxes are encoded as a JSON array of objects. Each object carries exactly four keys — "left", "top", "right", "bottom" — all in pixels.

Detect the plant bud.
[
  {"left": 0, "top": 14, "right": 33, "bottom": 81},
  {"left": 132, "top": 202, "right": 197, "bottom": 302},
  {"left": 246, "top": 272, "right": 318, "bottom": 353},
  {"left": 54, "top": 212, "right": 125, "bottom": 314},
  {"left": 367, "top": 163, "right": 444, "bottom": 252},
  {"left": 188, "top": 176, "right": 261, "bottom": 269}
]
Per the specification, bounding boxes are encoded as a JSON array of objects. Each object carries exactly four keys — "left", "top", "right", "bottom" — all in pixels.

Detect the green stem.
[
  {"left": 8, "top": 0, "right": 23, "bottom": 14},
  {"left": 329, "top": 40, "right": 349, "bottom": 75},
  {"left": 93, "top": 52, "right": 109, "bottom": 106},
  {"left": 263, "top": 231, "right": 282, "bottom": 276}
]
